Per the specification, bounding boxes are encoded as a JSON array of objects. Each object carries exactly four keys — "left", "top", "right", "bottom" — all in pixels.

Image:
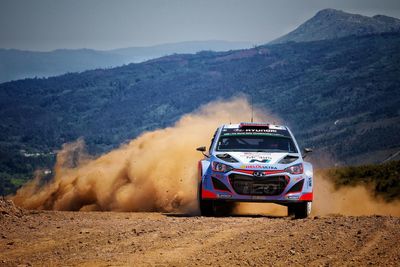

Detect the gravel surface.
[{"left": 1, "top": 208, "right": 400, "bottom": 266}]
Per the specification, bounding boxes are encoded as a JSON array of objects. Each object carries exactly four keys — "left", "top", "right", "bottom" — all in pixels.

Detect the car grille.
[{"left": 228, "top": 174, "right": 288, "bottom": 196}]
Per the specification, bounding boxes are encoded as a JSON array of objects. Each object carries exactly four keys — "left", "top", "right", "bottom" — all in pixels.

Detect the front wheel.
[
  {"left": 291, "top": 202, "right": 312, "bottom": 219},
  {"left": 198, "top": 181, "right": 215, "bottom": 216},
  {"left": 288, "top": 205, "right": 295, "bottom": 216},
  {"left": 199, "top": 199, "right": 215, "bottom": 216},
  {"left": 199, "top": 200, "right": 235, "bottom": 216},
  {"left": 198, "top": 181, "right": 235, "bottom": 216}
]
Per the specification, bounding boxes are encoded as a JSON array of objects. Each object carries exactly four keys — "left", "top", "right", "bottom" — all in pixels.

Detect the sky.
[{"left": 1, "top": 0, "right": 400, "bottom": 51}]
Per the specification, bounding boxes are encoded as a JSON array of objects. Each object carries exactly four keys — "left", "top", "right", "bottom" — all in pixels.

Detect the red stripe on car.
[
  {"left": 233, "top": 169, "right": 285, "bottom": 175},
  {"left": 299, "top": 192, "right": 313, "bottom": 201},
  {"left": 202, "top": 189, "right": 217, "bottom": 199}
]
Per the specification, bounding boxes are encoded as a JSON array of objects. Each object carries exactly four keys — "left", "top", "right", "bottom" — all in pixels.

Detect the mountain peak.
[
  {"left": 315, "top": 8, "right": 345, "bottom": 16},
  {"left": 270, "top": 9, "right": 400, "bottom": 44}
]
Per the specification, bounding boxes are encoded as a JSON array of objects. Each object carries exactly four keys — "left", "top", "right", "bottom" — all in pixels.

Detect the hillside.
[
  {"left": 0, "top": 40, "right": 252, "bottom": 83},
  {"left": 271, "top": 9, "right": 400, "bottom": 44},
  {"left": 1, "top": 32, "right": 400, "bottom": 195}
]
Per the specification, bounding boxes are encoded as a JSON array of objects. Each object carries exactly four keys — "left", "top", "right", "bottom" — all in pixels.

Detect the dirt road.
[{"left": 1, "top": 207, "right": 400, "bottom": 267}]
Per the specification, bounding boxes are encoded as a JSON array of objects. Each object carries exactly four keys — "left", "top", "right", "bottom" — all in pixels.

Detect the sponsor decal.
[
  {"left": 234, "top": 128, "right": 278, "bottom": 133},
  {"left": 249, "top": 159, "right": 271, "bottom": 163},
  {"left": 253, "top": 171, "right": 267, "bottom": 177},
  {"left": 221, "top": 128, "right": 290, "bottom": 137},
  {"left": 240, "top": 165, "right": 278, "bottom": 170},
  {"left": 308, "top": 177, "right": 312, "bottom": 187},
  {"left": 217, "top": 194, "right": 232, "bottom": 199},
  {"left": 242, "top": 153, "right": 272, "bottom": 163}
]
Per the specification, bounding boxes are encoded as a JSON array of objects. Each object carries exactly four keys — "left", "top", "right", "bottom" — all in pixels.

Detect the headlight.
[
  {"left": 284, "top": 163, "right": 303, "bottom": 174},
  {"left": 212, "top": 161, "right": 233, "bottom": 172}
]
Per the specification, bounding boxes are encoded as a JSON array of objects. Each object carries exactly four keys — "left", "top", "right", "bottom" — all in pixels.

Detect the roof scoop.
[{"left": 239, "top": 122, "right": 270, "bottom": 129}]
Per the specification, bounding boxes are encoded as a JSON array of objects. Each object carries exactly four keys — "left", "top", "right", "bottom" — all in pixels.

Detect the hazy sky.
[{"left": 1, "top": 0, "right": 400, "bottom": 51}]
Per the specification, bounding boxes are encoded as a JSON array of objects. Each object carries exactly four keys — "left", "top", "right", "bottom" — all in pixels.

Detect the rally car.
[{"left": 196, "top": 122, "right": 313, "bottom": 218}]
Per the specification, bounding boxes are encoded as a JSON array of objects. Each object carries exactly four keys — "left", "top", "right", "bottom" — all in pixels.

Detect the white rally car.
[{"left": 197, "top": 122, "right": 313, "bottom": 218}]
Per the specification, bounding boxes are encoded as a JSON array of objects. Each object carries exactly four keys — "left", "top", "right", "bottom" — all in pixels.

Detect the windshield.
[{"left": 216, "top": 134, "right": 298, "bottom": 153}]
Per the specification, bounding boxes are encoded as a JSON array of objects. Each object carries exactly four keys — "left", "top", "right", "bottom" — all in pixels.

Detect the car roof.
[{"left": 221, "top": 122, "right": 288, "bottom": 130}]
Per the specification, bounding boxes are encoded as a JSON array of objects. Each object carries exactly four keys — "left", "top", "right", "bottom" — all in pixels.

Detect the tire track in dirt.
[{"left": 1, "top": 211, "right": 400, "bottom": 266}]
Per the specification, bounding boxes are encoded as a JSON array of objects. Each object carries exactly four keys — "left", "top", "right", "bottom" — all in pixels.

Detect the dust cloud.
[
  {"left": 234, "top": 171, "right": 400, "bottom": 217},
  {"left": 11, "top": 98, "right": 273, "bottom": 213},
  {"left": 11, "top": 98, "right": 400, "bottom": 217},
  {"left": 234, "top": 203, "right": 288, "bottom": 217},
  {"left": 312, "top": 172, "right": 400, "bottom": 216}
]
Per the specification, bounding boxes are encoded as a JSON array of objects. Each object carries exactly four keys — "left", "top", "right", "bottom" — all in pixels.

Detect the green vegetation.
[
  {"left": 1, "top": 33, "right": 400, "bottom": 195},
  {"left": 325, "top": 160, "right": 400, "bottom": 201}
]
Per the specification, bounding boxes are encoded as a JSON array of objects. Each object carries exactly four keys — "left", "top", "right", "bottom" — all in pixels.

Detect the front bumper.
[{"left": 201, "top": 169, "right": 313, "bottom": 203}]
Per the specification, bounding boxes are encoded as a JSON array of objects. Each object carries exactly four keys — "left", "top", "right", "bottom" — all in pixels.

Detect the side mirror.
[
  {"left": 302, "top": 148, "right": 313, "bottom": 158},
  {"left": 196, "top": 146, "right": 209, "bottom": 158},
  {"left": 303, "top": 148, "right": 313, "bottom": 153},
  {"left": 196, "top": 146, "right": 206, "bottom": 152}
]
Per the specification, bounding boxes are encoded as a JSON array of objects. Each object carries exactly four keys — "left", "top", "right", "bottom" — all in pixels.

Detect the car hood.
[{"left": 222, "top": 152, "right": 292, "bottom": 164}]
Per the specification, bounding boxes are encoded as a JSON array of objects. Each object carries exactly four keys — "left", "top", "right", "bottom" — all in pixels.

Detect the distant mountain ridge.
[
  {"left": 0, "top": 40, "right": 252, "bottom": 83},
  {"left": 0, "top": 48, "right": 123, "bottom": 83},
  {"left": 271, "top": 8, "right": 400, "bottom": 44}
]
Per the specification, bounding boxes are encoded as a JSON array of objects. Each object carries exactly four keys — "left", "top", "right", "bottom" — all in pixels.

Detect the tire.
[
  {"left": 294, "top": 202, "right": 312, "bottom": 219},
  {"left": 288, "top": 205, "right": 295, "bottom": 216},
  {"left": 199, "top": 199, "right": 215, "bottom": 216},
  {"left": 198, "top": 181, "right": 234, "bottom": 216},
  {"left": 198, "top": 181, "right": 215, "bottom": 216},
  {"left": 199, "top": 200, "right": 235, "bottom": 217},
  {"left": 214, "top": 201, "right": 235, "bottom": 216}
]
